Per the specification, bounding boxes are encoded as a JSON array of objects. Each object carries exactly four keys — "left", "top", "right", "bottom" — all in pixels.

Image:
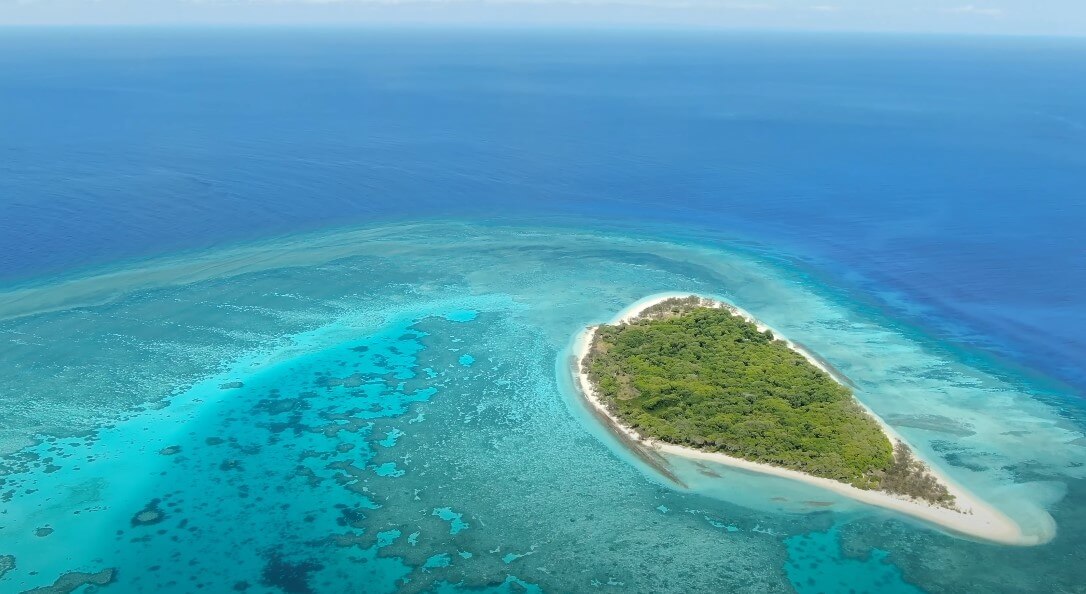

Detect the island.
[{"left": 574, "top": 294, "right": 1034, "bottom": 545}]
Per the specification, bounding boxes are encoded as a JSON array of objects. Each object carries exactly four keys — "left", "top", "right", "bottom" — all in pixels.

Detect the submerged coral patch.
[
  {"left": 131, "top": 499, "right": 166, "bottom": 527},
  {"left": 23, "top": 568, "right": 116, "bottom": 594},
  {"left": 0, "top": 555, "right": 14, "bottom": 579},
  {"left": 260, "top": 551, "right": 324, "bottom": 594},
  {"left": 885, "top": 414, "right": 977, "bottom": 438}
]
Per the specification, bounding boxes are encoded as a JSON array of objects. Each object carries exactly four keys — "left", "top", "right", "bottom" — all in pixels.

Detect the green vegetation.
[{"left": 584, "top": 296, "right": 953, "bottom": 505}]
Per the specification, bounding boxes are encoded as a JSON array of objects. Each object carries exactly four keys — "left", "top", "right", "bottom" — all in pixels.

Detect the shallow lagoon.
[{"left": 0, "top": 222, "right": 1083, "bottom": 593}]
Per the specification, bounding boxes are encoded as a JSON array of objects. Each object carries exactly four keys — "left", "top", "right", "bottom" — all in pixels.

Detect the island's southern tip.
[{"left": 574, "top": 294, "right": 1041, "bottom": 546}]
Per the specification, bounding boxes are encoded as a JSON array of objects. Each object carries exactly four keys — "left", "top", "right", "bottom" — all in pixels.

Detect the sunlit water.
[{"left": 1, "top": 223, "right": 1082, "bottom": 593}]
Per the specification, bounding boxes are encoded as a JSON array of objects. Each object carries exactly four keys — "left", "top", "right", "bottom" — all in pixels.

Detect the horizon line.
[{"left": 1, "top": 22, "right": 1084, "bottom": 40}]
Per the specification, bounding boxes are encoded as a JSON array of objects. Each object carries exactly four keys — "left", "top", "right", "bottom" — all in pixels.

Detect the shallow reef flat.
[{"left": 0, "top": 222, "right": 1083, "bottom": 593}]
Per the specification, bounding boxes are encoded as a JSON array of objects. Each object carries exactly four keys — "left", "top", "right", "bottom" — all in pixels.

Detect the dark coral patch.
[
  {"left": 254, "top": 397, "right": 309, "bottom": 416},
  {"left": 315, "top": 373, "right": 369, "bottom": 389},
  {"left": 131, "top": 499, "right": 167, "bottom": 527},
  {"left": 335, "top": 505, "right": 367, "bottom": 528},
  {"left": 260, "top": 551, "right": 324, "bottom": 594}
]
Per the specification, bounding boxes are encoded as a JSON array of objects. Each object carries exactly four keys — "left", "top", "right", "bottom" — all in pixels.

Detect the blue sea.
[{"left": 0, "top": 28, "right": 1084, "bottom": 593}]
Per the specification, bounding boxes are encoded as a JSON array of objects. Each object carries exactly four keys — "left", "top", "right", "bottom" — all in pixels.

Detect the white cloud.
[
  {"left": 942, "top": 4, "right": 1004, "bottom": 17},
  {"left": 808, "top": 4, "right": 840, "bottom": 12},
  {"left": 719, "top": 1, "right": 777, "bottom": 10}
]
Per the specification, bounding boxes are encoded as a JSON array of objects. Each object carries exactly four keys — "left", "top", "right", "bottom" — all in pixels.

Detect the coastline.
[{"left": 573, "top": 293, "right": 1042, "bottom": 546}]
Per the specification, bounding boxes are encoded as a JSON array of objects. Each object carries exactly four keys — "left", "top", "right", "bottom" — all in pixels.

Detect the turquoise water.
[{"left": 1, "top": 222, "right": 1082, "bottom": 592}]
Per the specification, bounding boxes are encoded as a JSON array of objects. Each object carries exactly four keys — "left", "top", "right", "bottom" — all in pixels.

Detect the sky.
[{"left": 0, "top": 0, "right": 1084, "bottom": 36}]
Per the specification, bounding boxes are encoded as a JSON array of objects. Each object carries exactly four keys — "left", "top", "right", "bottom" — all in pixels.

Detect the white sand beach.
[{"left": 573, "top": 293, "right": 1041, "bottom": 546}]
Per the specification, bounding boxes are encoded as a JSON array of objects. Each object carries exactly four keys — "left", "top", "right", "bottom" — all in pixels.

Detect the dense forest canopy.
[{"left": 583, "top": 296, "right": 953, "bottom": 505}]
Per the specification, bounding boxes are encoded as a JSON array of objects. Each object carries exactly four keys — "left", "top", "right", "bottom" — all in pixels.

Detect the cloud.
[
  {"left": 719, "top": 1, "right": 777, "bottom": 10},
  {"left": 808, "top": 4, "right": 839, "bottom": 12},
  {"left": 942, "top": 4, "right": 1004, "bottom": 17}
]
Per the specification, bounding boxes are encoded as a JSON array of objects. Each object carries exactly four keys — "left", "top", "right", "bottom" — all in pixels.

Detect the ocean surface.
[{"left": 0, "top": 29, "right": 1084, "bottom": 593}]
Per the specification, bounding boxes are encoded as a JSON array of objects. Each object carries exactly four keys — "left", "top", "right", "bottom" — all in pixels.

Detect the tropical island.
[{"left": 574, "top": 294, "right": 1035, "bottom": 545}]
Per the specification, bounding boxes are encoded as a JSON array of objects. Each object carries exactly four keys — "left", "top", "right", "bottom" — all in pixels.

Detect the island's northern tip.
[{"left": 573, "top": 293, "right": 1048, "bottom": 546}]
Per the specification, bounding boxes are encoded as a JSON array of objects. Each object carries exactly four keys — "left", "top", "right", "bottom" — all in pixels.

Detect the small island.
[{"left": 574, "top": 294, "right": 1034, "bottom": 545}]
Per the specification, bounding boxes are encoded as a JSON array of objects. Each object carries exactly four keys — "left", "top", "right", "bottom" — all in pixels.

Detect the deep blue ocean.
[
  {"left": 0, "top": 28, "right": 1084, "bottom": 593},
  {"left": 3, "top": 28, "right": 1085, "bottom": 393}
]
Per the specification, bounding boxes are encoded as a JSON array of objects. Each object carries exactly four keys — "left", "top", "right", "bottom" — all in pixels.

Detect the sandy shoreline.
[{"left": 573, "top": 293, "right": 1042, "bottom": 546}]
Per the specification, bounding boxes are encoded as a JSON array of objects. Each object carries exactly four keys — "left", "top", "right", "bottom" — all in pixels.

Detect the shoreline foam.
[{"left": 573, "top": 293, "right": 1043, "bottom": 546}]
